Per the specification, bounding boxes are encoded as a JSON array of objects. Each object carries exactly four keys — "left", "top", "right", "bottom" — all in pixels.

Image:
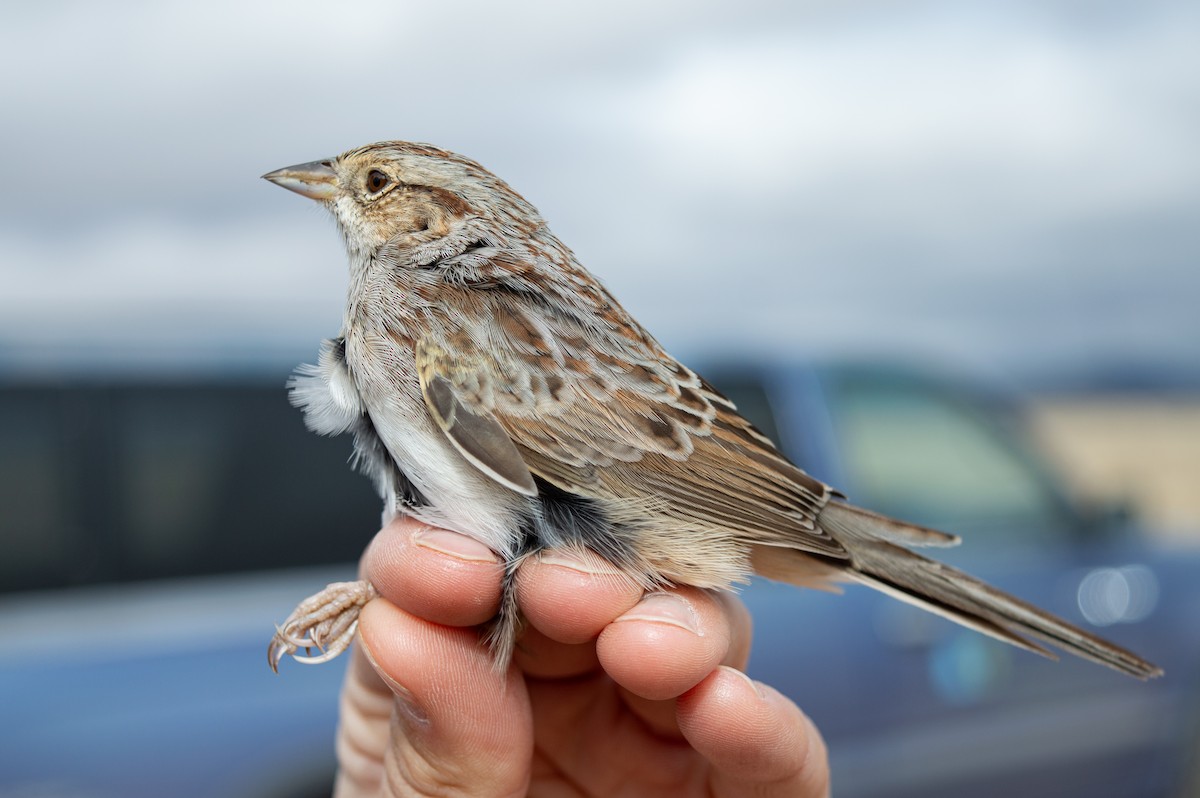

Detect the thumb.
[{"left": 335, "top": 598, "right": 532, "bottom": 797}]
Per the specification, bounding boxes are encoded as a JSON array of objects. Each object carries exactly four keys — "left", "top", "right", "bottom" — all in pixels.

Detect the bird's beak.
[{"left": 262, "top": 159, "right": 338, "bottom": 201}]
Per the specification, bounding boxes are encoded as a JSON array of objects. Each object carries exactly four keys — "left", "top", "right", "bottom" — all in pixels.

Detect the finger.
[
  {"left": 514, "top": 548, "right": 644, "bottom": 678},
  {"left": 719, "top": 591, "right": 754, "bottom": 671},
  {"left": 363, "top": 517, "right": 503, "bottom": 627},
  {"left": 677, "top": 667, "right": 831, "bottom": 798},
  {"left": 333, "top": 647, "right": 397, "bottom": 796},
  {"left": 344, "top": 597, "right": 532, "bottom": 798},
  {"left": 598, "top": 587, "right": 734, "bottom": 702},
  {"left": 593, "top": 588, "right": 743, "bottom": 736},
  {"left": 609, "top": 590, "right": 748, "bottom": 734},
  {"left": 513, "top": 625, "right": 601, "bottom": 680}
]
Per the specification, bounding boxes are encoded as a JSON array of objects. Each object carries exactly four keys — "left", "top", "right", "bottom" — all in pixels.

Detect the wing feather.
[
  {"left": 416, "top": 340, "right": 538, "bottom": 497},
  {"left": 412, "top": 295, "right": 847, "bottom": 559}
]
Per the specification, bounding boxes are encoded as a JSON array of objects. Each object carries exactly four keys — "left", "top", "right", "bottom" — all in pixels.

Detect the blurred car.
[
  {"left": 1, "top": 360, "right": 1197, "bottom": 797},
  {"left": 717, "top": 363, "right": 1200, "bottom": 798}
]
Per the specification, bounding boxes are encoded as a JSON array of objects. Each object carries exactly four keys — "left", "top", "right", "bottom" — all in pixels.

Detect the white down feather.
[{"left": 288, "top": 338, "right": 364, "bottom": 436}]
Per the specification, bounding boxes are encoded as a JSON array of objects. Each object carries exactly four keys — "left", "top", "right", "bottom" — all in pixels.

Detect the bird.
[{"left": 263, "top": 140, "right": 1161, "bottom": 680}]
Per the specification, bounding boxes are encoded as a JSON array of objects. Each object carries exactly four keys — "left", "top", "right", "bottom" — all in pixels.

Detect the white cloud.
[
  {"left": 0, "top": 0, "right": 1196, "bottom": 380},
  {"left": 589, "top": 9, "right": 1199, "bottom": 230},
  {"left": 0, "top": 212, "right": 346, "bottom": 353}
]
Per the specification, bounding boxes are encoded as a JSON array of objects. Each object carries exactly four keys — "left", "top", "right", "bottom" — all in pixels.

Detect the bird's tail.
[{"left": 803, "top": 502, "right": 1162, "bottom": 679}]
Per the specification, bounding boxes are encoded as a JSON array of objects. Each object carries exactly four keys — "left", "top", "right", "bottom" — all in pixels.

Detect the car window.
[
  {"left": 826, "top": 374, "right": 1073, "bottom": 544},
  {"left": 0, "top": 382, "right": 381, "bottom": 594},
  {"left": 0, "top": 391, "right": 73, "bottom": 590},
  {"left": 116, "top": 391, "right": 235, "bottom": 573}
]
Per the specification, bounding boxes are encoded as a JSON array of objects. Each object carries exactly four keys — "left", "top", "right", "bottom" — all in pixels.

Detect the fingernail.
[
  {"left": 359, "top": 637, "right": 430, "bottom": 727},
  {"left": 412, "top": 526, "right": 497, "bottom": 563},
  {"left": 719, "top": 665, "right": 763, "bottom": 698},
  {"left": 616, "top": 592, "right": 702, "bottom": 635},
  {"left": 392, "top": 685, "right": 431, "bottom": 728},
  {"left": 539, "top": 548, "right": 624, "bottom": 576}
]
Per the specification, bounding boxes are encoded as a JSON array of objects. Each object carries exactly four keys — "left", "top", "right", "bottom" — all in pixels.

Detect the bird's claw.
[{"left": 268, "top": 580, "right": 379, "bottom": 672}]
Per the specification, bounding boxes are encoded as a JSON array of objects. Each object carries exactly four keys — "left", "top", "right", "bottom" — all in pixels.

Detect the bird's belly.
[{"left": 345, "top": 327, "right": 525, "bottom": 557}]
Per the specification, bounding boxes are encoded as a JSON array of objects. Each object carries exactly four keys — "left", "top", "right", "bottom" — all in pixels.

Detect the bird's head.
[{"left": 263, "top": 141, "right": 541, "bottom": 258}]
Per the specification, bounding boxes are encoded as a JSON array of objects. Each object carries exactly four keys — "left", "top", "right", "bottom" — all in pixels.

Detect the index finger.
[{"left": 362, "top": 517, "right": 504, "bottom": 628}]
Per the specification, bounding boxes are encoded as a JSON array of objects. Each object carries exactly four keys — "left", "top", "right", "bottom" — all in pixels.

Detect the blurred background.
[{"left": 2, "top": 1, "right": 1198, "bottom": 796}]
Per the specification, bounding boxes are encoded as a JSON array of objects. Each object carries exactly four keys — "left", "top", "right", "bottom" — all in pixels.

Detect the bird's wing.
[
  {"left": 414, "top": 296, "right": 850, "bottom": 560},
  {"left": 416, "top": 336, "right": 539, "bottom": 497}
]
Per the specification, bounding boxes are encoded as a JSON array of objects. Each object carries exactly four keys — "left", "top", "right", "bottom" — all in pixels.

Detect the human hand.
[{"left": 333, "top": 516, "right": 830, "bottom": 797}]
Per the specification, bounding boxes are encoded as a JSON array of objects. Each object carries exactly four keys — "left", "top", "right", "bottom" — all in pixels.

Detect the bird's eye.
[{"left": 366, "top": 169, "right": 390, "bottom": 193}]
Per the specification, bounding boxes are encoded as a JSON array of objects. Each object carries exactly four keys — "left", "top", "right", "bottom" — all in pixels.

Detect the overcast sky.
[{"left": 2, "top": 0, "right": 1197, "bottom": 384}]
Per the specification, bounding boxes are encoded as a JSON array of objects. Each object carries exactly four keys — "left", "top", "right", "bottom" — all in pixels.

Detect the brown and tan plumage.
[{"left": 264, "top": 141, "right": 1160, "bottom": 679}]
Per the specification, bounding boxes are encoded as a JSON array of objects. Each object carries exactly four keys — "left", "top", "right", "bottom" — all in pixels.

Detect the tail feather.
[
  {"left": 846, "top": 568, "right": 1055, "bottom": 659},
  {"left": 814, "top": 502, "right": 1163, "bottom": 680},
  {"left": 820, "top": 502, "right": 960, "bottom": 548}
]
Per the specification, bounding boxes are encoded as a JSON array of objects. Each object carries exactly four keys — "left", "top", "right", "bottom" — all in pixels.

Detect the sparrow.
[{"left": 263, "top": 140, "right": 1160, "bottom": 679}]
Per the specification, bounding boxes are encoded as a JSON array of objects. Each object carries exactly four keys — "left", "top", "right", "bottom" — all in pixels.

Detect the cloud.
[
  {"left": 1, "top": 0, "right": 1197, "bottom": 380},
  {"left": 0, "top": 212, "right": 345, "bottom": 354}
]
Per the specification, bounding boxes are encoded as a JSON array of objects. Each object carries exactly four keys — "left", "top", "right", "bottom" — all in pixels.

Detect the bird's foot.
[{"left": 268, "top": 580, "right": 379, "bottom": 672}]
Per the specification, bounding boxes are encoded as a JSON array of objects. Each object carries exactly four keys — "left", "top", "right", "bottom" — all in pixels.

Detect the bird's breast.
[{"left": 342, "top": 324, "right": 527, "bottom": 557}]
